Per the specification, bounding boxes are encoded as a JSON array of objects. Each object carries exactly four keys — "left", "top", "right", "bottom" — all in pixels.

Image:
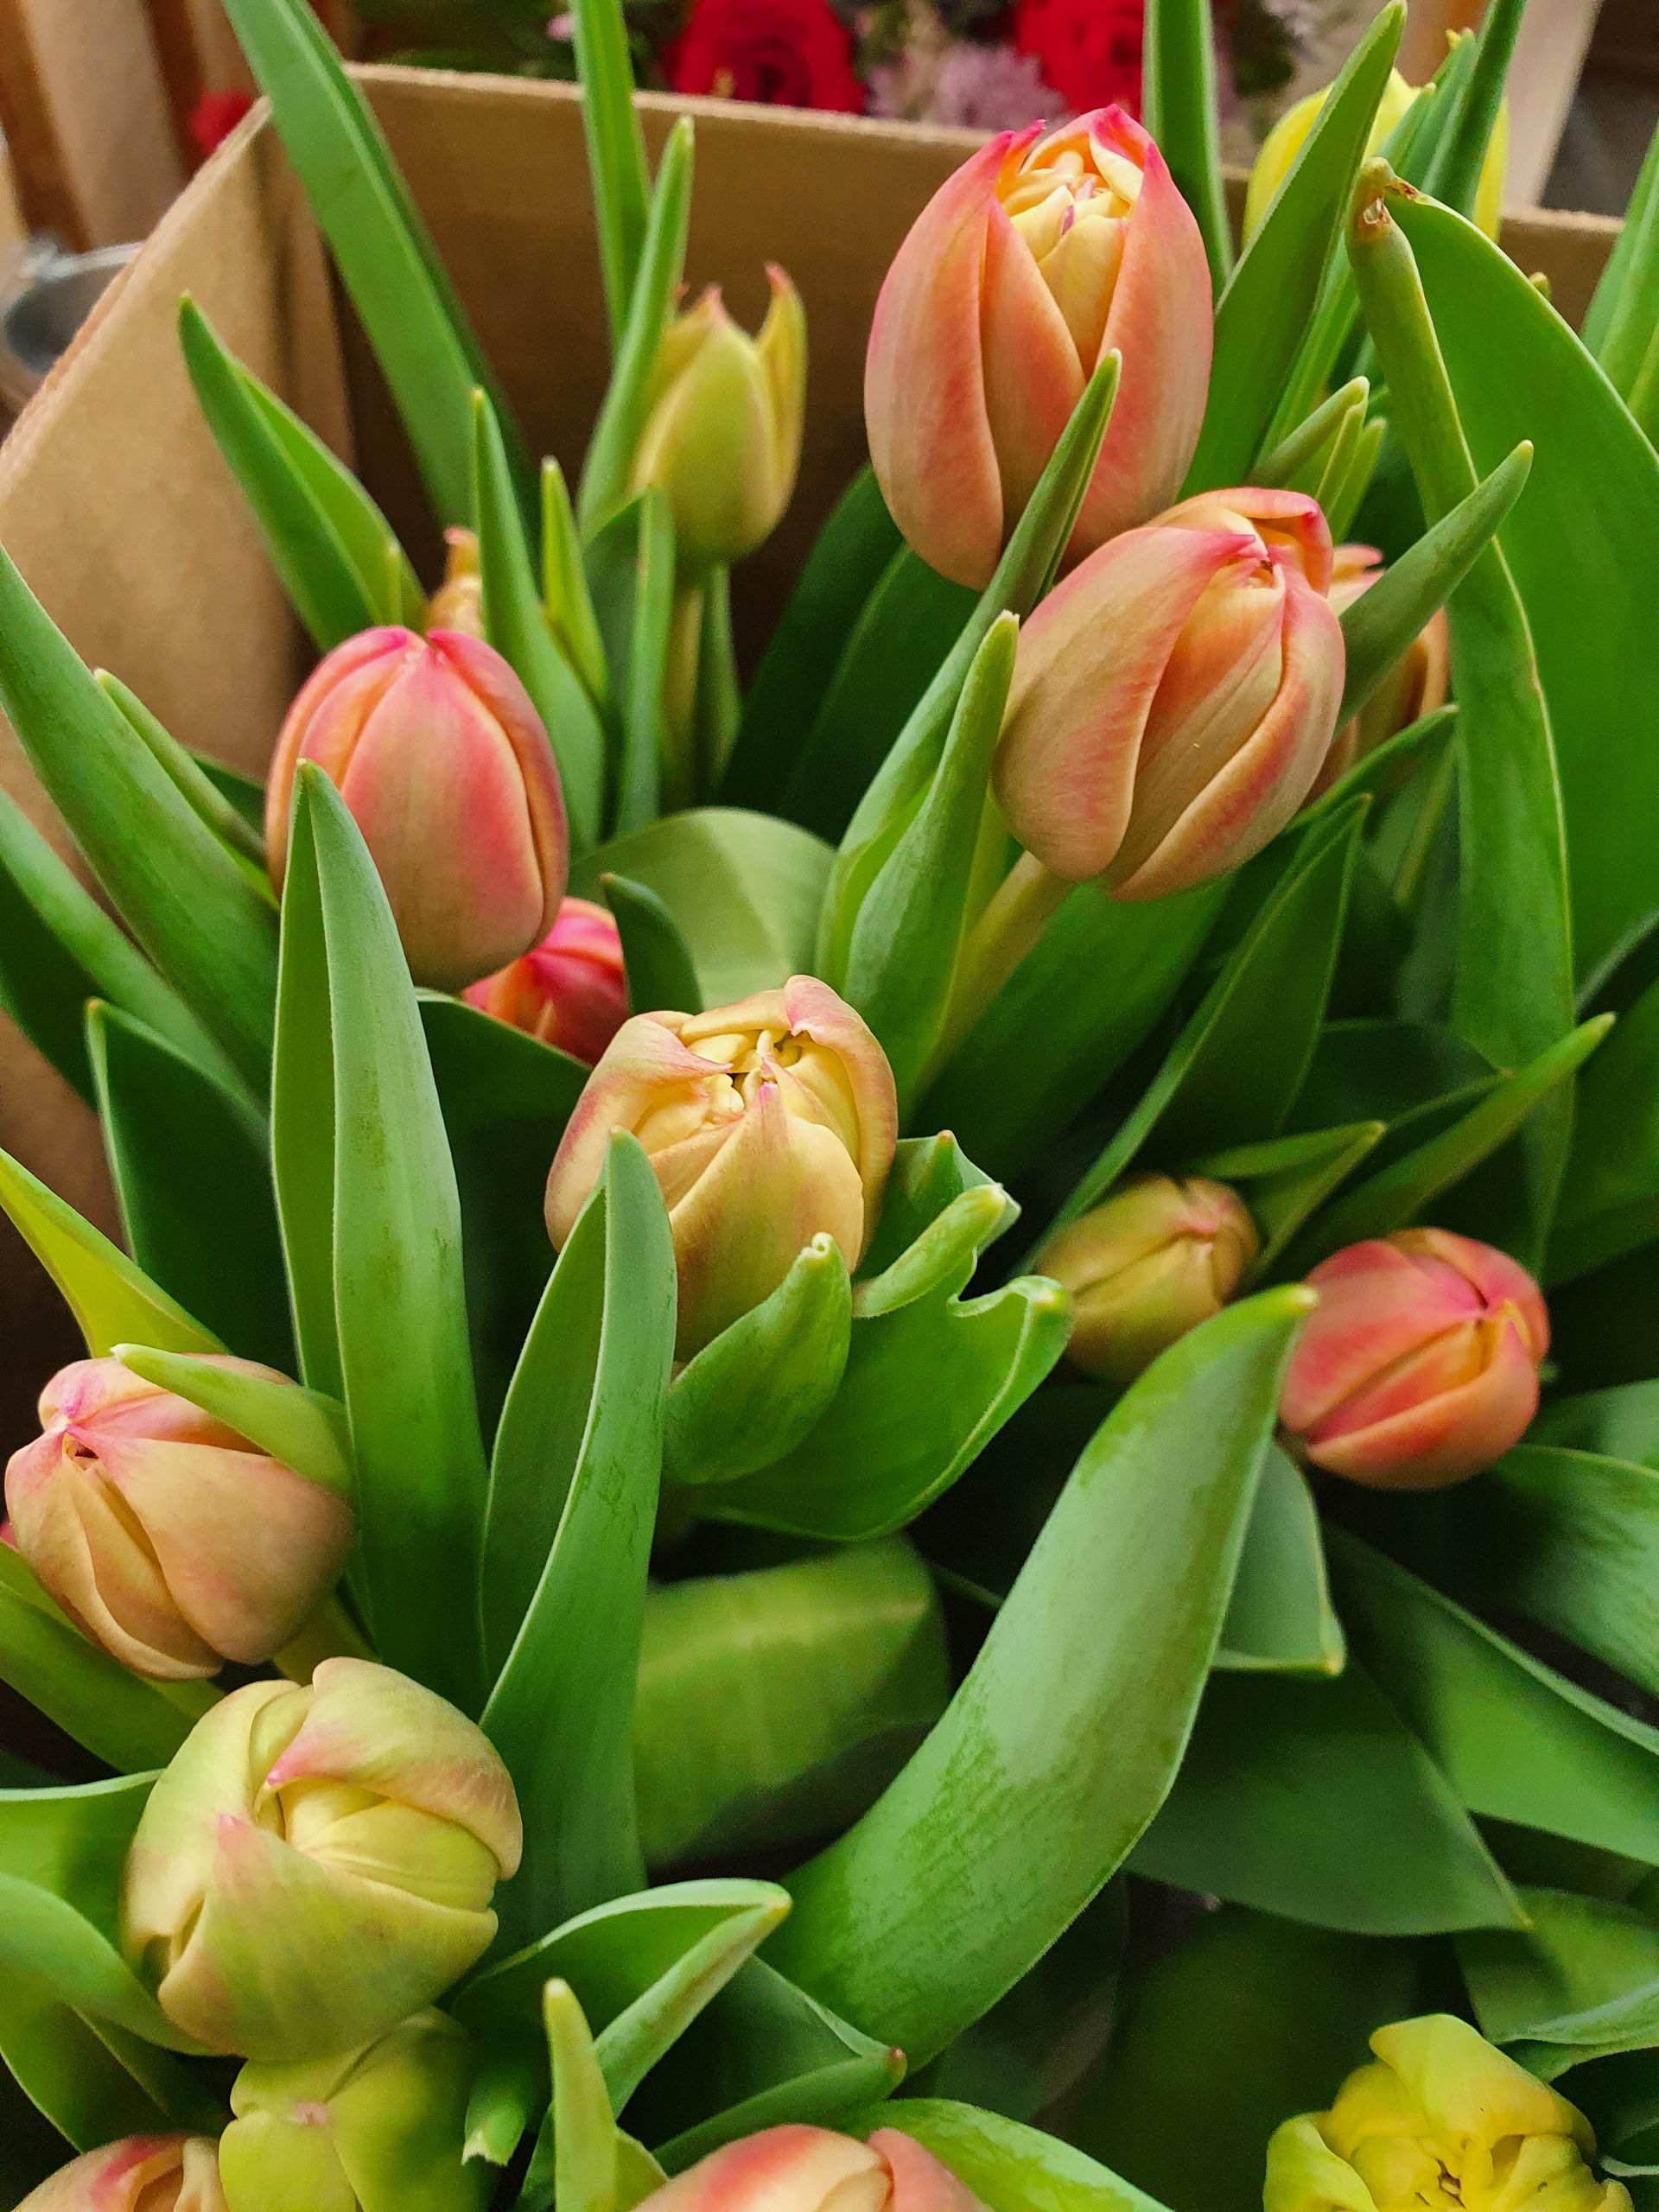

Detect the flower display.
[
  {"left": 1010, "top": 0, "right": 1144, "bottom": 118},
  {"left": 465, "top": 894, "right": 629, "bottom": 1063},
  {"left": 662, "top": 0, "right": 864, "bottom": 111}
]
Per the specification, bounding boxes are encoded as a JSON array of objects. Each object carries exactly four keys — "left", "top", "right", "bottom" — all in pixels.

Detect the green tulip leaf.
[
  {"left": 112, "top": 1344, "right": 352, "bottom": 1500},
  {"left": 1552, "top": 966, "right": 1659, "bottom": 1284},
  {"left": 1585, "top": 124, "right": 1659, "bottom": 431},
  {"left": 192, "top": 751, "right": 267, "bottom": 835},
  {"left": 570, "top": 0, "right": 652, "bottom": 348},
  {"left": 218, "top": 0, "right": 533, "bottom": 528},
  {"left": 0, "top": 1144, "right": 220, "bottom": 1361},
  {"left": 1046, "top": 802, "right": 1366, "bottom": 1243},
  {"left": 273, "top": 768, "right": 489, "bottom": 1706},
  {"left": 663, "top": 1235, "right": 851, "bottom": 1491},
  {"left": 1461, "top": 1887, "right": 1659, "bottom": 2063},
  {"left": 1534, "top": 1383, "right": 1659, "bottom": 1468},
  {"left": 95, "top": 676, "right": 270, "bottom": 893},
  {"left": 842, "top": 615, "right": 1018, "bottom": 1103},
  {"left": 543, "top": 1982, "right": 622, "bottom": 2212},
  {"left": 571, "top": 810, "right": 831, "bottom": 1007},
  {"left": 629, "top": 1961, "right": 904, "bottom": 2172},
  {"left": 1143, "top": 0, "right": 1230, "bottom": 289},
  {"left": 0, "top": 787, "right": 235, "bottom": 1108},
  {"left": 0, "top": 1548, "right": 215, "bottom": 1775},
  {"left": 483, "top": 1135, "right": 676, "bottom": 1938},
  {"left": 616, "top": 493, "right": 675, "bottom": 828},
  {"left": 543, "top": 459, "right": 612, "bottom": 711},
  {"left": 1258, "top": 377, "right": 1371, "bottom": 489},
  {"left": 601, "top": 873, "right": 702, "bottom": 1019},
  {"left": 1191, "top": 1122, "right": 1385, "bottom": 1276},
  {"left": 1414, "top": 0, "right": 1522, "bottom": 223},
  {"left": 1213, "top": 1446, "right": 1344, "bottom": 1676},
  {"left": 1451, "top": 1446, "right": 1659, "bottom": 1701},
  {"left": 1066, "top": 1907, "right": 1424, "bottom": 2212},
  {"left": 178, "top": 296, "right": 422, "bottom": 651},
  {"left": 857, "top": 2099, "right": 1170, "bottom": 2212},
  {"left": 578, "top": 118, "right": 694, "bottom": 539},
  {"left": 1133, "top": 1660, "right": 1522, "bottom": 1935},
  {"left": 0, "top": 1973, "right": 210, "bottom": 2156},
  {"left": 721, "top": 467, "right": 904, "bottom": 815},
  {"left": 632, "top": 1541, "right": 950, "bottom": 1871},
  {"left": 0, "top": 543, "right": 278, "bottom": 1090},
  {"left": 474, "top": 391, "right": 607, "bottom": 853},
  {"left": 820, "top": 355, "right": 1120, "bottom": 989},
  {"left": 1331, "top": 1532, "right": 1659, "bottom": 1872},
  {"left": 86, "top": 1005, "right": 292, "bottom": 1371},
  {"left": 1185, "top": 2, "right": 1403, "bottom": 491},
  {"left": 1289, "top": 1018, "right": 1494, "bottom": 1129},
  {"left": 767, "top": 1286, "right": 1311, "bottom": 2063}
]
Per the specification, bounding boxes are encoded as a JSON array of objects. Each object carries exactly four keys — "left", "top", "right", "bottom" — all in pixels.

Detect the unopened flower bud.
[
  {"left": 265, "top": 626, "right": 569, "bottom": 992},
  {"left": 16, "top": 2135, "right": 226, "bottom": 2211},
  {"left": 1281, "top": 1230, "right": 1548, "bottom": 1490},
  {"left": 121, "top": 1658, "right": 523, "bottom": 2062},
  {"left": 1313, "top": 544, "right": 1450, "bottom": 794},
  {"left": 866, "top": 107, "right": 1212, "bottom": 588},
  {"left": 1247, "top": 71, "right": 1505, "bottom": 245},
  {"left": 3, "top": 1355, "right": 353, "bottom": 1681},
  {"left": 464, "top": 895, "right": 628, "bottom": 1065},
  {"left": 630, "top": 268, "right": 806, "bottom": 569},
  {"left": 424, "top": 529, "right": 486, "bottom": 638},
  {"left": 995, "top": 487, "right": 1345, "bottom": 899},
  {"left": 219, "top": 2010, "right": 483, "bottom": 2212},
  {"left": 1036, "top": 1175, "right": 1258, "bottom": 1383},
  {"left": 544, "top": 976, "right": 898, "bottom": 1359},
  {"left": 635, "top": 2125, "right": 988, "bottom": 2212},
  {"left": 1265, "top": 2015, "right": 1630, "bottom": 2212}
]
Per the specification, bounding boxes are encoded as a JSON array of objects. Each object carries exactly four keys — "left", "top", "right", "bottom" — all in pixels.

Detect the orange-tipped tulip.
[
  {"left": 544, "top": 976, "right": 898, "bottom": 1359},
  {"left": 16, "top": 2136, "right": 226, "bottom": 2211},
  {"left": 1314, "top": 543, "right": 1451, "bottom": 793},
  {"left": 1281, "top": 1230, "right": 1548, "bottom": 1489},
  {"left": 866, "top": 106, "right": 1212, "bottom": 589},
  {"left": 3, "top": 1356, "right": 353, "bottom": 1681},
  {"left": 265, "top": 626, "right": 568, "bottom": 993},
  {"left": 634, "top": 2125, "right": 988, "bottom": 2212},
  {"left": 1037, "top": 1175, "right": 1258, "bottom": 1383},
  {"left": 994, "top": 486, "right": 1345, "bottom": 897},
  {"left": 464, "top": 895, "right": 629, "bottom": 1065}
]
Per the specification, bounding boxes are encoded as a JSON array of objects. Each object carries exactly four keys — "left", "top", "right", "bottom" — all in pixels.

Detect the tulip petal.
[
  {"left": 1280, "top": 1238, "right": 1469, "bottom": 1433},
  {"left": 1395, "top": 1227, "right": 1549, "bottom": 1360},
  {"left": 1112, "top": 558, "right": 1344, "bottom": 899},
  {"left": 1300, "top": 1317, "right": 1537, "bottom": 1491},
  {"left": 1073, "top": 116, "right": 1213, "bottom": 556},
  {"left": 870, "top": 2131, "right": 992, "bottom": 2212},
  {"left": 265, "top": 628, "right": 413, "bottom": 881},
  {"left": 428, "top": 630, "right": 569, "bottom": 939},
  {"left": 637, "top": 2126, "right": 892, "bottom": 2212},
  {"left": 866, "top": 134, "right": 1013, "bottom": 589},
  {"left": 980, "top": 199, "right": 1087, "bottom": 533},
  {"left": 544, "top": 1013, "right": 722, "bottom": 1245},
  {"left": 995, "top": 522, "right": 1237, "bottom": 881},
  {"left": 781, "top": 975, "right": 899, "bottom": 1249}
]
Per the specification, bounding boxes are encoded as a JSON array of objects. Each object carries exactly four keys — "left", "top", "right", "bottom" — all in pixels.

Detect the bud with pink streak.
[
  {"left": 264, "top": 626, "right": 568, "bottom": 993},
  {"left": 994, "top": 486, "right": 1345, "bottom": 899},
  {"left": 464, "top": 895, "right": 628, "bottom": 1065},
  {"left": 3, "top": 1355, "right": 353, "bottom": 1681},
  {"left": 544, "top": 976, "right": 898, "bottom": 1359},
  {"left": 865, "top": 106, "right": 1212, "bottom": 589},
  {"left": 1281, "top": 1229, "right": 1549, "bottom": 1490},
  {"left": 15, "top": 2135, "right": 226, "bottom": 2212},
  {"left": 632, "top": 2124, "right": 988, "bottom": 2212}
]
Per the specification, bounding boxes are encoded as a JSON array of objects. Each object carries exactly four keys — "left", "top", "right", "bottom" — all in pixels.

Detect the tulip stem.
[
  {"left": 275, "top": 1593, "right": 376, "bottom": 1684},
  {"left": 925, "top": 851, "right": 1072, "bottom": 1085}
]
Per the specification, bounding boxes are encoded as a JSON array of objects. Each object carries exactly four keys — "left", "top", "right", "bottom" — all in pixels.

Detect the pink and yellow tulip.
[
  {"left": 994, "top": 487, "right": 1345, "bottom": 897},
  {"left": 15, "top": 2136, "right": 226, "bottom": 2212},
  {"left": 265, "top": 626, "right": 568, "bottom": 993},
  {"left": 3, "top": 1355, "right": 353, "bottom": 1681},
  {"left": 635, "top": 2124, "right": 988, "bottom": 2212},
  {"left": 464, "top": 895, "right": 629, "bottom": 1066},
  {"left": 1314, "top": 543, "right": 1451, "bottom": 793},
  {"left": 1281, "top": 1230, "right": 1548, "bottom": 1489},
  {"left": 866, "top": 107, "right": 1212, "bottom": 589},
  {"left": 544, "top": 976, "right": 898, "bottom": 1358}
]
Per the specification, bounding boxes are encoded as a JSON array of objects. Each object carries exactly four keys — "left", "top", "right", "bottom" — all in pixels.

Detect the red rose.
[
  {"left": 663, "top": 0, "right": 865, "bottom": 114},
  {"left": 1012, "top": 0, "right": 1144, "bottom": 118},
  {"left": 187, "top": 88, "right": 256, "bottom": 161}
]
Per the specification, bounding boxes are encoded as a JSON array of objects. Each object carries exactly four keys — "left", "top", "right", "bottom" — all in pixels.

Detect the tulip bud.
[
  {"left": 994, "top": 487, "right": 1345, "bottom": 898},
  {"left": 3, "top": 1355, "right": 353, "bottom": 1682},
  {"left": 633, "top": 2125, "right": 988, "bottom": 2212},
  {"left": 121, "top": 1657, "right": 523, "bottom": 2061},
  {"left": 1265, "top": 2015, "right": 1631, "bottom": 2212},
  {"left": 424, "top": 529, "right": 486, "bottom": 639},
  {"left": 865, "top": 106, "right": 1212, "bottom": 590},
  {"left": 629, "top": 268, "right": 806, "bottom": 570},
  {"left": 1246, "top": 70, "right": 1506, "bottom": 245},
  {"left": 16, "top": 2135, "right": 226, "bottom": 2212},
  {"left": 1313, "top": 544, "right": 1450, "bottom": 794},
  {"left": 1036, "top": 1176, "right": 1258, "bottom": 1384},
  {"left": 544, "top": 976, "right": 898, "bottom": 1359},
  {"left": 463, "top": 895, "right": 628, "bottom": 1065},
  {"left": 1281, "top": 1230, "right": 1548, "bottom": 1490},
  {"left": 219, "top": 2010, "right": 485, "bottom": 2212},
  {"left": 265, "top": 626, "right": 569, "bottom": 993}
]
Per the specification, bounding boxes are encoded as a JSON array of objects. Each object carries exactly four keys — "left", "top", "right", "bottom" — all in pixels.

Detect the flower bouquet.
[{"left": 1, "top": 0, "right": 1658, "bottom": 2208}]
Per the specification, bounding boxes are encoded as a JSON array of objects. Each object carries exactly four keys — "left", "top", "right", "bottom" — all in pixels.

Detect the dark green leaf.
[
  {"left": 602, "top": 873, "right": 702, "bottom": 1016},
  {"left": 1215, "top": 1446, "right": 1344, "bottom": 1675},
  {"left": 1461, "top": 1887, "right": 1659, "bottom": 2063},
  {"left": 1142, "top": 0, "right": 1230, "bottom": 289},
  {"left": 570, "top": 0, "right": 652, "bottom": 347},
  {"left": 861, "top": 2099, "right": 1172, "bottom": 2212}
]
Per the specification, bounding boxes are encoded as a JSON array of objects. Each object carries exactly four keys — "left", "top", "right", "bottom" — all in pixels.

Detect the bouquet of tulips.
[{"left": 3, "top": 0, "right": 1659, "bottom": 2204}]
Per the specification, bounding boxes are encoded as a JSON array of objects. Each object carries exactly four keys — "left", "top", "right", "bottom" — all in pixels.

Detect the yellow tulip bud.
[{"left": 1245, "top": 72, "right": 1505, "bottom": 245}]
